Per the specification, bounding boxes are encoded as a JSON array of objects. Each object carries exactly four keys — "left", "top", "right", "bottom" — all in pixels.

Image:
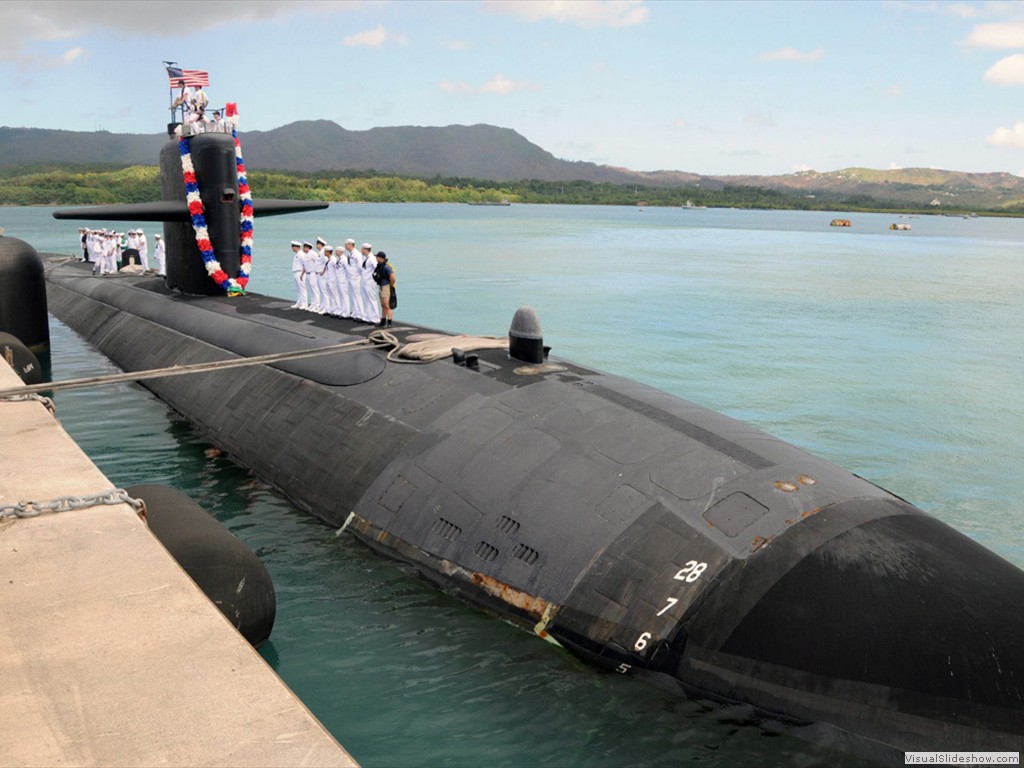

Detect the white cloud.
[
  {"left": 0, "top": 1, "right": 371, "bottom": 64},
  {"left": 758, "top": 46, "right": 824, "bottom": 63},
  {"left": 888, "top": 161, "right": 903, "bottom": 170},
  {"left": 793, "top": 163, "right": 816, "bottom": 172},
  {"left": 743, "top": 111, "right": 775, "bottom": 128},
  {"left": 986, "top": 121, "right": 1024, "bottom": 148},
  {"left": 984, "top": 53, "right": 1024, "bottom": 83},
  {"left": 481, "top": 0, "right": 649, "bottom": 29},
  {"left": 481, "top": 74, "right": 530, "bottom": 94},
  {"left": 62, "top": 47, "right": 88, "bottom": 63},
  {"left": 882, "top": 83, "right": 903, "bottom": 97},
  {"left": 671, "top": 118, "right": 688, "bottom": 129},
  {"left": 440, "top": 74, "right": 535, "bottom": 95},
  {"left": 966, "top": 22, "right": 1024, "bottom": 48},
  {"left": 947, "top": 3, "right": 984, "bottom": 19},
  {"left": 440, "top": 81, "right": 474, "bottom": 93},
  {"left": 343, "top": 24, "right": 407, "bottom": 47},
  {"left": 447, "top": 40, "right": 473, "bottom": 51}
]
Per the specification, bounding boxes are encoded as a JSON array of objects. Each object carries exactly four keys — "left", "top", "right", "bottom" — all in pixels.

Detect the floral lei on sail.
[{"left": 178, "top": 103, "right": 253, "bottom": 294}]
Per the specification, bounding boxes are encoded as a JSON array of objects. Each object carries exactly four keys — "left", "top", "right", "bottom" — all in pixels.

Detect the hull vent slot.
[
  {"left": 512, "top": 543, "right": 540, "bottom": 565},
  {"left": 473, "top": 541, "right": 500, "bottom": 562},
  {"left": 431, "top": 518, "right": 463, "bottom": 541},
  {"left": 496, "top": 515, "right": 521, "bottom": 535}
]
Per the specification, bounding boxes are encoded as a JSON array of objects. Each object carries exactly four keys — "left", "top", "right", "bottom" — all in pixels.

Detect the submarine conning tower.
[
  {"left": 161, "top": 132, "right": 241, "bottom": 296},
  {"left": 52, "top": 123, "right": 327, "bottom": 296}
]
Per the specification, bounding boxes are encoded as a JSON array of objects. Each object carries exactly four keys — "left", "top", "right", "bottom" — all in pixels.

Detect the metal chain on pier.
[
  {"left": 0, "top": 488, "right": 146, "bottom": 522},
  {"left": 1, "top": 392, "right": 56, "bottom": 414}
]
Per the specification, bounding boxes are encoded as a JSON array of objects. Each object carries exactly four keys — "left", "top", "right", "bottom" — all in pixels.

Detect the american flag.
[{"left": 166, "top": 66, "right": 209, "bottom": 88}]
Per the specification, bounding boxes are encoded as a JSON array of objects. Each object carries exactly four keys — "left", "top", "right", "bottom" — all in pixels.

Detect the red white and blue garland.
[{"left": 178, "top": 112, "right": 253, "bottom": 294}]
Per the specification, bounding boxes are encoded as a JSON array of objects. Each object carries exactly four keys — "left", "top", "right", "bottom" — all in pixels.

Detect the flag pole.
[{"left": 163, "top": 61, "right": 179, "bottom": 127}]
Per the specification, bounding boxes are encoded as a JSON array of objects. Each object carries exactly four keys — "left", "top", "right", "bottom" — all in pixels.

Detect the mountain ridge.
[{"left": 2, "top": 120, "right": 1023, "bottom": 209}]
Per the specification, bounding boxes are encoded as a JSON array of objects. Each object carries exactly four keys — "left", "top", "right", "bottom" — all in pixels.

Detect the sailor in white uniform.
[
  {"left": 154, "top": 234, "right": 166, "bottom": 276},
  {"left": 101, "top": 233, "right": 117, "bottom": 275},
  {"left": 341, "top": 239, "right": 363, "bottom": 320},
  {"left": 88, "top": 230, "right": 99, "bottom": 271},
  {"left": 359, "top": 243, "right": 381, "bottom": 324},
  {"left": 138, "top": 230, "right": 149, "bottom": 270},
  {"left": 300, "top": 242, "right": 319, "bottom": 312},
  {"left": 290, "top": 241, "right": 306, "bottom": 308},
  {"left": 332, "top": 244, "right": 350, "bottom": 318},
  {"left": 322, "top": 244, "right": 341, "bottom": 315},
  {"left": 308, "top": 237, "right": 328, "bottom": 313}
]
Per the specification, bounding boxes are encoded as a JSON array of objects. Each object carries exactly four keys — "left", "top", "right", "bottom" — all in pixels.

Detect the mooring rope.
[
  {"left": 0, "top": 339, "right": 387, "bottom": 398},
  {"left": 368, "top": 329, "right": 508, "bottom": 364}
]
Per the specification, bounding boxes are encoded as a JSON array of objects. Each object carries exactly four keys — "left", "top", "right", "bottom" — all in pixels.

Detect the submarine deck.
[{"left": 0, "top": 358, "right": 357, "bottom": 767}]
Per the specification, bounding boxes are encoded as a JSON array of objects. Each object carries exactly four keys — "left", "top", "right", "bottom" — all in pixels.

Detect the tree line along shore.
[{"left": 2, "top": 164, "right": 1021, "bottom": 216}]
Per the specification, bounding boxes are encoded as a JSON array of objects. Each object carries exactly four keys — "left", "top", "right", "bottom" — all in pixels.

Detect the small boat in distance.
[
  {"left": 467, "top": 199, "right": 510, "bottom": 206},
  {"left": 890, "top": 222, "right": 912, "bottom": 230},
  {"left": 682, "top": 200, "right": 707, "bottom": 209},
  {"left": 830, "top": 218, "right": 852, "bottom": 227}
]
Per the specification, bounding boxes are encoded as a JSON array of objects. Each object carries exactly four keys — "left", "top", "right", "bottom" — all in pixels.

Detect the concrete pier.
[{"left": 0, "top": 361, "right": 358, "bottom": 767}]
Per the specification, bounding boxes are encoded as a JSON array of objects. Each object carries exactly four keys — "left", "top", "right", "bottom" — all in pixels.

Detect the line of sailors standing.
[
  {"left": 79, "top": 227, "right": 166, "bottom": 276},
  {"left": 291, "top": 238, "right": 394, "bottom": 327}
]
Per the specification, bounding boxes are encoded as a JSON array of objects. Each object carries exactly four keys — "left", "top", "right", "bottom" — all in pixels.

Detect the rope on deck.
[{"left": 0, "top": 339, "right": 387, "bottom": 398}]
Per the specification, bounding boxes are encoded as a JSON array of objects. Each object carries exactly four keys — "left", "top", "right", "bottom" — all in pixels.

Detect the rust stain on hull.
[{"left": 470, "top": 572, "right": 551, "bottom": 620}]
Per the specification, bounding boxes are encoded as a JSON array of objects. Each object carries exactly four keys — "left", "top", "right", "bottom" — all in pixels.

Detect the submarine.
[{"left": 31, "top": 115, "right": 1024, "bottom": 761}]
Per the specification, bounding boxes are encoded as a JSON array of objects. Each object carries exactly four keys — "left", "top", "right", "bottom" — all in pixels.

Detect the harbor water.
[{"left": 3, "top": 203, "right": 1023, "bottom": 766}]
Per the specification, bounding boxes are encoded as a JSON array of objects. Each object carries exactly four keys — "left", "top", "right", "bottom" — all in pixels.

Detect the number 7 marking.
[{"left": 657, "top": 597, "right": 678, "bottom": 616}]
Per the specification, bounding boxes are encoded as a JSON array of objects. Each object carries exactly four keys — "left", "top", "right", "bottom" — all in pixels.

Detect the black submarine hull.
[{"left": 43, "top": 259, "right": 1024, "bottom": 759}]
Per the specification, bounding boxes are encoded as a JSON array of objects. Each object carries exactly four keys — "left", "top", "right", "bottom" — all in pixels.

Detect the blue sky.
[{"left": 4, "top": 0, "right": 1024, "bottom": 176}]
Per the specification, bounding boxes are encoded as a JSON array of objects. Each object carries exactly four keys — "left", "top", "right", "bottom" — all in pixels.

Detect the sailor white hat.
[
  {"left": 324, "top": 244, "right": 334, "bottom": 251},
  {"left": 361, "top": 242, "right": 372, "bottom": 250},
  {"left": 154, "top": 234, "right": 162, "bottom": 239},
  {"left": 302, "top": 241, "right": 313, "bottom": 248},
  {"left": 345, "top": 238, "right": 355, "bottom": 245},
  {"left": 315, "top": 236, "right": 326, "bottom": 245},
  {"left": 290, "top": 240, "right": 301, "bottom": 247}
]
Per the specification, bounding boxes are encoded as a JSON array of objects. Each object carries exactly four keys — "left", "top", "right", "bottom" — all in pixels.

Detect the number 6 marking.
[
  {"left": 675, "top": 560, "right": 708, "bottom": 583},
  {"left": 634, "top": 632, "right": 652, "bottom": 651}
]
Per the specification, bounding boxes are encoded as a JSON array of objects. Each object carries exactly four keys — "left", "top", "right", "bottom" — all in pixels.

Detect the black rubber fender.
[
  {"left": 127, "top": 483, "right": 276, "bottom": 647},
  {"left": 0, "top": 332, "right": 43, "bottom": 385}
]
